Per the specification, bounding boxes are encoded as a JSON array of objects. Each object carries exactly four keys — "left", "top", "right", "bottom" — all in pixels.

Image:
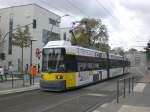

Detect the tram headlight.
[{"left": 56, "top": 75, "right": 63, "bottom": 79}]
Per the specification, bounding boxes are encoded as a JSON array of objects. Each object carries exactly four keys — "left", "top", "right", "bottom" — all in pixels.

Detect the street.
[{"left": 0, "top": 76, "right": 125, "bottom": 112}]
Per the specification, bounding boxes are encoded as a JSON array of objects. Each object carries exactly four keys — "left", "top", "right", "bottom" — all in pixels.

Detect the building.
[
  {"left": 126, "top": 51, "right": 147, "bottom": 73},
  {"left": 126, "top": 51, "right": 146, "bottom": 66},
  {"left": 60, "top": 27, "right": 72, "bottom": 41},
  {"left": 0, "top": 4, "right": 61, "bottom": 72}
]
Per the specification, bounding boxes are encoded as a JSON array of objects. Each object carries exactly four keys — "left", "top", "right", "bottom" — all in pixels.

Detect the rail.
[{"left": 116, "top": 76, "right": 134, "bottom": 103}]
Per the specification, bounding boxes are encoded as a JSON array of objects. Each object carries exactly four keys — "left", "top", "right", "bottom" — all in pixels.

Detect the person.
[{"left": 4, "top": 65, "right": 8, "bottom": 81}]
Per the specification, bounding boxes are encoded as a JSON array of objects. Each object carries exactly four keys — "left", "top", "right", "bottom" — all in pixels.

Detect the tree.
[
  {"left": 128, "top": 48, "right": 137, "bottom": 53},
  {"left": 94, "top": 43, "right": 110, "bottom": 52},
  {"left": 145, "top": 42, "right": 150, "bottom": 60},
  {"left": 112, "top": 47, "right": 124, "bottom": 56},
  {"left": 12, "top": 25, "right": 31, "bottom": 75},
  {"left": 71, "top": 18, "right": 109, "bottom": 49}
]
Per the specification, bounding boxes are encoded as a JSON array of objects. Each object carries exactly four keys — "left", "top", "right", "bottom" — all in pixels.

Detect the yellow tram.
[{"left": 40, "top": 40, "right": 130, "bottom": 91}]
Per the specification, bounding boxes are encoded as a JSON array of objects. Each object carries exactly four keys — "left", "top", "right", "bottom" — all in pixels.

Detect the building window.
[
  {"left": 63, "top": 32, "right": 66, "bottom": 40},
  {"left": 8, "top": 61, "right": 12, "bottom": 67},
  {"left": 49, "top": 18, "right": 59, "bottom": 26},
  {"left": 42, "top": 29, "right": 60, "bottom": 45}
]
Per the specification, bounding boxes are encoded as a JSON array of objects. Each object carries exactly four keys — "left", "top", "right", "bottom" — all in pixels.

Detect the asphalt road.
[{"left": 0, "top": 73, "right": 141, "bottom": 112}]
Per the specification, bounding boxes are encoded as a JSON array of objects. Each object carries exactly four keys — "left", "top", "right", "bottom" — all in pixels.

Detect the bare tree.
[{"left": 12, "top": 25, "right": 31, "bottom": 75}]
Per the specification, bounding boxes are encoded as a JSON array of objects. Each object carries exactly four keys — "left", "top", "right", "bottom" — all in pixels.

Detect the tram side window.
[
  {"left": 99, "top": 60, "right": 107, "bottom": 69},
  {"left": 109, "top": 60, "right": 123, "bottom": 68},
  {"left": 78, "top": 63, "right": 87, "bottom": 71},
  {"left": 78, "top": 62, "right": 105, "bottom": 72},
  {"left": 65, "top": 62, "right": 77, "bottom": 72}
]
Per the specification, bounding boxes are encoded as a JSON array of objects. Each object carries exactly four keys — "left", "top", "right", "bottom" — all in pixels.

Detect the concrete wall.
[{"left": 0, "top": 4, "right": 60, "bottom": 72}]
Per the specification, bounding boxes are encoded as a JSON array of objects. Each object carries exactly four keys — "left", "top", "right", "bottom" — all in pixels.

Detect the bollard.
[
  {"left": 123, "top": 78, "right": 126, "bottom": 98},
  {"left": 117, "top": 80, "right": 119, "bottom": 103},
  {"left": 11, "top": 73, "right": 14, "bottom": 88},
  {"left": 33, "top": 76, "right": 34, "bottom": 85},
  {"left": 132, "top": 76, "right": 134, "bottom": 91},
  {"left": 23, "top": 74, "right": 25, "bottom": 87},
  {"left": 128, "top": 77, "right": 131, "bottom": 94}
]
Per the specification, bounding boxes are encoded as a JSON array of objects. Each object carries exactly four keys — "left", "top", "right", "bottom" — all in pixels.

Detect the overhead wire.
[
  {"left": 65, "top": 0, "right": 89, "bottom": 17},
  {"left": 38, "top": 0, "right": 140, "bottom": 48},
  {"left": 38, "top": 0, "right": 74, "bottom": 17},
  {"left": 95, "top": 0, "right": 140, "bottom": 48},
  {"left": 105, "top": 0, "right": 140, "bottom": 42}
]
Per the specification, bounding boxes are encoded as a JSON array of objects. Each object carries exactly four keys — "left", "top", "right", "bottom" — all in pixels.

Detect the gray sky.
[{"left": 0, "top": 0, "right": 150, "bottom": 50}]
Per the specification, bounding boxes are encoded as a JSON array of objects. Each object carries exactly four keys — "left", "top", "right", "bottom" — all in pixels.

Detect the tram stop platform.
[{"left": 93, "top": 74, "right": 150, "bottom": 112}]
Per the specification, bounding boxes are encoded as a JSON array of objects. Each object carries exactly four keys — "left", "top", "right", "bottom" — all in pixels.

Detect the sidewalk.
[
  {"left": 92, "top": 74, "right": 150, "bottom": 112},
  {"left": 0, "top": 74, "right": 41, "bottom": 95}
]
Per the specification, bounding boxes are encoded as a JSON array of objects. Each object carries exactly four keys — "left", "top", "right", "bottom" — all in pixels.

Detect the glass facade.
[
  {"left": 8, "top": 15, "right": 13, "bottom": 55},
  {"left": 49, "top": 18, "right": 59, "bottom": 27},
  {"left": 42, "top": 29, "right": 60, "bottom": 45}
]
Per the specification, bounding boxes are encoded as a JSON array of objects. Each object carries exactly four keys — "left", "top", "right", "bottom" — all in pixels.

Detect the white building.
[
  {"left": 0, "top": 4, "right": 61, "bottom": 72},
  {"left": 60, "top": 27, "right": 72, "bottom": 41}
]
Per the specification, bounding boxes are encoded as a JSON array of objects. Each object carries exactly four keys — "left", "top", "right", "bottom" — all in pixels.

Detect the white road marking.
[
  {"left": 133, "top": 83, "right": 146, "bottom": 92},
  {"left": 119, "top": 105, "right": 150, "bottom": 112},
  {"left": 100, "top": 103, "right": 108, "bottom": 108},
  {"left": 87, "top": 93, "right": 106, "bottom": 97},
  {"left": 92, "top": 110, "right": 101, "bottom": 112}
]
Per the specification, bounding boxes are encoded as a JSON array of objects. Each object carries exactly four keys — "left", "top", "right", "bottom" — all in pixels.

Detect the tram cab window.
[
  {"left": 42, "top": 48, "right": 65, "bottom": 72},
  {"left": 57, "top": 64, "right": 65, "bottom": 72}
]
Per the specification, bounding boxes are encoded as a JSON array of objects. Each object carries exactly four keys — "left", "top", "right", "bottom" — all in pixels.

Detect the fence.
[
  {"left": 0, "top": 72, "right": 40, "bottom": 90},
  {"left": 116, "top": 76, "right": 134, "bottom": 103}
]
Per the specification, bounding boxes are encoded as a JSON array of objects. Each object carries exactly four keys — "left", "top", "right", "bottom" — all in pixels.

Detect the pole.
[
  {"left": 123, "top": 53, "right": 125, "bottom": 75},
  {"left": 30, "top": 40, "right": 32, "bottom": 85},
  {"left": 107, "top": 49, "right": 110, "bottom": 79},
  {"left": 123, "top": 78, "right": 126, "bottom": 98},
  {"left": 129, "top": 77, "right": 131, "bottom": 94},
  {"left": 117, "top": 80, "right": 119, "bottom": 103},
  {"left": 132, "top": 76, "right": 134, "bottom": 91},
  {"left": 11, "top": 73, "right": 14, "bottom": 88},
  {"left": 22, "top": 46, "right": 25, "bottom": 86}
]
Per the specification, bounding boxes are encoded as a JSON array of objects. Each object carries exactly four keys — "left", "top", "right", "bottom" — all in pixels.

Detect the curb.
[{"left": 0, "top": 83, "right": 40, "bottom": 95}]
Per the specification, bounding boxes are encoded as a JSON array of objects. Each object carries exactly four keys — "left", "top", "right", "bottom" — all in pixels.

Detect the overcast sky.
[{"left": 0, "top": 0, "right": 150, "bottom": 51}]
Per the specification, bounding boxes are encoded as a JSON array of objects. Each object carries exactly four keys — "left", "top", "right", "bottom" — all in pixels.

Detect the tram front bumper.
[{"left": 40, "top": 79, "right": 66, "bottom": 91}]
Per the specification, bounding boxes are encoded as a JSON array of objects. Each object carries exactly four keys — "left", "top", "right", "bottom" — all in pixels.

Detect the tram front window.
[{"left": 42, "top": 48, "right": 65, "bottom": 72}]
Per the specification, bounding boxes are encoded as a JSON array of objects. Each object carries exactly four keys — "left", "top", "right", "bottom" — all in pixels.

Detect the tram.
[{"left": 40, "top": 40, "right": 130, "bottom": 91}]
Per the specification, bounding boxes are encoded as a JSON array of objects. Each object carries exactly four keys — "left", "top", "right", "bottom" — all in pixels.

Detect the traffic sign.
[{"left": 35, "top": 48, "right": 40, "bottom": 58}]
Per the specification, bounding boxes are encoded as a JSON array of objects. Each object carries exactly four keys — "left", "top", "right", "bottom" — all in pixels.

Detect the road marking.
[
  {"left": 92, "top": 110, "right": 101, "bottom": 112},
  {"left": 133, "top": 83, "right": 146, "bottom": 92},
  {"left": 101, "top": 103, "right": 108, "bottom": 108},
  {"left": 87, "top": 93, "right": 106, "bottom": 97},
  {"left": 119, "top": 105, "right": 150, "bottom": 112}
]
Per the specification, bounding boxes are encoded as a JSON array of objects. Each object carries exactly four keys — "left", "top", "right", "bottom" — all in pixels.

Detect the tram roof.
[
  {"left": 43, "top": 40, "right": 123, "bottom": 59},
  {"left": 44, "top": 40, "right": 104, "bottom": 52}
]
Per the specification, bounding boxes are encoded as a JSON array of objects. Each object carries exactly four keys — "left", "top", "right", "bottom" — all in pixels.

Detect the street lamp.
[
  {"left": 30, "top": 39, "right": 37, "bottom": 85},
  {"left": 49, "top": 14, "right": 69, "bottom": 42}
]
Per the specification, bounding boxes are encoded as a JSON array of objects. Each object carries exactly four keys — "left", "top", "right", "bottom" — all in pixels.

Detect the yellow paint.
[
  {"left": 41, "top": 72, "right": 76, "bottom": 88},
  {"left": 66, "top": 52, "right": 76, "bottom": 55}
]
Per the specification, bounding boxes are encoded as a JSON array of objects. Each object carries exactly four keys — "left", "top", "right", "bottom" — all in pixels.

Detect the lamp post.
[
  {"left": 49, "top": 14, "right": 69, "bottom": 41},
  {"left": 30, "top": 39, "right": 37, "bottom": 85}
]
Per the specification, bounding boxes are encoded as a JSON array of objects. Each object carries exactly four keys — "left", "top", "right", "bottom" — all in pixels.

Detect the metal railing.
[{"left": 117, "top": 76, "right": 134, "bottom": 103}]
